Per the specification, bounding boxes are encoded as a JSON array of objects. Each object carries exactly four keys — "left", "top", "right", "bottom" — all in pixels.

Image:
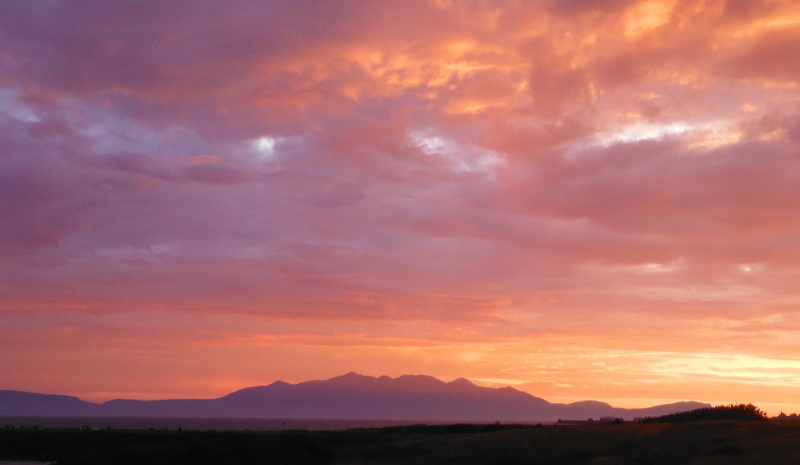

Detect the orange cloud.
[{"left": 2, "top": 0, "right": 800, "bottom": 413}]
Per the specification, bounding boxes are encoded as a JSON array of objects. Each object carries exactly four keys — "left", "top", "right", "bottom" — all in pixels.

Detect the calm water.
[
  {"left": 1, "top": 417, "right": 542, "bottom": 431},
  {"left": 0, "top": 462, "right": 54, "bottom": 465}
]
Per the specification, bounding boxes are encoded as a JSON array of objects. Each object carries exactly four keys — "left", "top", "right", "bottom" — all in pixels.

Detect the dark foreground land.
[{"left": 3, "top": 421, "right": 800, "bottom": 465}]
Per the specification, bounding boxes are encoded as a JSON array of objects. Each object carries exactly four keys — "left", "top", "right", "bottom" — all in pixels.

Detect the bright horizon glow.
[{"left": 3, "top": 0, "right": 800, "bottom": 417}]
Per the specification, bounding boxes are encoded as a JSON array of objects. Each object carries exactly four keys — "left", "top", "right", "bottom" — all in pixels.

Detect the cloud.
[{"left": 2, "top": 0, "right": 800, "bottom": 408}]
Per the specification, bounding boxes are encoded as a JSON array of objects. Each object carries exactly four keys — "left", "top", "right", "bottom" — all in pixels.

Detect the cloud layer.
[{"left": 2, "top": 0, "right": 800, "bottom": 412}]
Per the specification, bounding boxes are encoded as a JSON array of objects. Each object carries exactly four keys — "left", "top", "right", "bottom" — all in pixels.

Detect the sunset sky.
[{"left": 2, "top": 0, "right": 800, "bottom": 415}]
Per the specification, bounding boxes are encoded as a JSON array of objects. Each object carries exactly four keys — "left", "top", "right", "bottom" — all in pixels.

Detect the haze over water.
[{"left": 0, "top": 417, "right": 469, "bottom": 431}]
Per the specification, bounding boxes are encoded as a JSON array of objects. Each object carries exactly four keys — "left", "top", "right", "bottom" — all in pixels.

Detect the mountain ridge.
[{"left": 0, "top": 373, "right": 710, "bottom": 421}]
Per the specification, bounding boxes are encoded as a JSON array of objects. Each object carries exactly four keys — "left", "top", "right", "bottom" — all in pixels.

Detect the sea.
[
  {"left": 0, "top": 462, "right": 54, "bottom": 465},
  {"left": 1, "top": 417, "right": 546, "bottom": 431}
]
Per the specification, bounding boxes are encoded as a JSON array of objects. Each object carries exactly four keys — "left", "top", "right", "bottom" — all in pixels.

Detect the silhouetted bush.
[{"left": 641, "top": 403, "right": 768, "bottom": 423}]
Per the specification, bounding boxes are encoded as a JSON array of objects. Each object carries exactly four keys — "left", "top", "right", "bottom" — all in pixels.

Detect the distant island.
[{"left": 0, "top": 372, "right": 708, "bottom": 421}]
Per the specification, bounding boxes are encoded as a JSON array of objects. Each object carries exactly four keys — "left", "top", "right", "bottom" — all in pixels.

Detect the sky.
[{"left": 2, "top": 0, "right": 800, "bottom": 415}]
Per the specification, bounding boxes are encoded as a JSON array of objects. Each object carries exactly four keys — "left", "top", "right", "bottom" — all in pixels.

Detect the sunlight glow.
[
  {"left": 653, "top": 353, "right": 800, "bottom": 385},
  {"left": 598, "top": 122, "right": 691, "bottom": 145},
  {"left": 254, "top": 136, "right": 275, "bottom": 154},
  {"left": 624, "top": 1, "right": 674, "bottom": 37},
  {"left": 410, "top": 132, "right": 504, "bottom": 173}
]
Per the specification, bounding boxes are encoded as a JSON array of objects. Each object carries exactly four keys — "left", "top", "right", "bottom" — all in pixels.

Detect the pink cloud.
[{"left": 2, "top": 0, "right": 800, "bottom": 410}]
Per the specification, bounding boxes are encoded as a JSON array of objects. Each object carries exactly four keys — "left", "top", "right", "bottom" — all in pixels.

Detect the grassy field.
[{"left": 3, "top": 420, "right": 800, "bottom": 464}]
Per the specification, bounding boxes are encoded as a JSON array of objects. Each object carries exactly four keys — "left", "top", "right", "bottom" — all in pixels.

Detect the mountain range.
[{"left": 0, "top": 372, "right": 709, "bottom": 421}]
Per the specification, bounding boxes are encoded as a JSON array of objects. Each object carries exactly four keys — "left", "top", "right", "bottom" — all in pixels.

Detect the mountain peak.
[
  {"left": 335, "top": 371, "right": 372, "bottom": 380},
  {"left": 325, "top": 372, "right": 374, "bottom": 385},
  {"left": 448, "top": 377, "right": 475, "bottom": 386},
  {"left": 397, "top": 374, "right": 443, "bottom": 382}
]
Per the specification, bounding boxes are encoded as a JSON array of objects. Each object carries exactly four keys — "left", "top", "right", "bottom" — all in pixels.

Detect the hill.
[{"left": 1, "top": 372, "right": 709, "bottom": 421}]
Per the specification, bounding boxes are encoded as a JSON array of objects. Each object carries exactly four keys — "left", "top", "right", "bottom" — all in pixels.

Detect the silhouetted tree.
[{"left": 641, "top": 403, "right": 767, "bottom": 423}]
